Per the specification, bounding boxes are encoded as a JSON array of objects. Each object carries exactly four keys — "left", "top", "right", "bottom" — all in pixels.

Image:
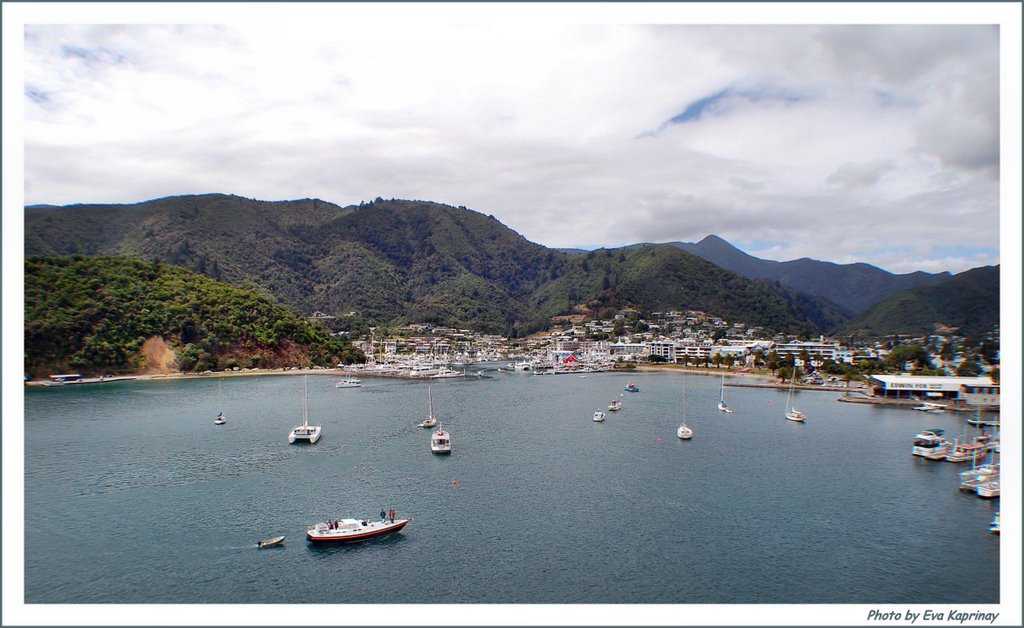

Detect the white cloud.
[{"left": 16, "top": 17, "right": 1007, "bottom": 275}]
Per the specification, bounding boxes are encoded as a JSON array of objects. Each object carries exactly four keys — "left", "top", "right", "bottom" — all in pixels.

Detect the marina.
[{"left": 23, "top": 369, "right": 1000, "bottom": 604}]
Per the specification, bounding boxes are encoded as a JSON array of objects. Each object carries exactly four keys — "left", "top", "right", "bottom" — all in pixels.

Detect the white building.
[
  {"left": 773, "top": 340, "right": 843, "bottom": 365},
  {"left": 868, "top": 375, "right": 996, "bottom": 402}
]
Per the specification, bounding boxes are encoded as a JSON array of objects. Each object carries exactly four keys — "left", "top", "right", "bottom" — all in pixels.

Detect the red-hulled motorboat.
[{"left": 306, "top": 517, "right": 410, "bottom": 544}]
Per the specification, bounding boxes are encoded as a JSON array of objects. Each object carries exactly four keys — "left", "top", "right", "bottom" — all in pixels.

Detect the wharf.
[{"left": 725, "top": 381, "right": 857, "bottom": 393}]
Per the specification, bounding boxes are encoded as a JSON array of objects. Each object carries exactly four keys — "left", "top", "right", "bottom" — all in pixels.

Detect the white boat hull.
[
  {"left": 677, "top": 424, "right": 693, "bottom": 439},
  {"left": 289, "top": 425, "right": 322, "bottom": 444},
  {"left": 307, "top": 518, "right": 410, "bottom": 543}
]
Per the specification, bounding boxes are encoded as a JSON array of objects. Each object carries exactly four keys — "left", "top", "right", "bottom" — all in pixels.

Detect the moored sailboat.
[
  {"left": 288, "top": 376, "right": 322, "bottom": 444},
  {"left": 214, "top": 378, "right": 226, "bottom": 424},
  {"left": 677, "top": 376, "right": 693, "bottom": 439},
  {"left": 418, "top": 385, "right": 438, "bottom": 428},
  {"left": 784, "top": 369, "right": 805, "bottom": 422},
  {"left": 718, "top": 373, "right": 733, "bottom": 413}
]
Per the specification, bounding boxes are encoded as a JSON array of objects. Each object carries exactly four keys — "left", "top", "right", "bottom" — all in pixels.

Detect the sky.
[{"left": 8, "top": 7, "right": 1018, "bottom": 277}]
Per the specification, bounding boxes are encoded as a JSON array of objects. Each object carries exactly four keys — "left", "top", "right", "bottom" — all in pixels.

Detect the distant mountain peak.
[{"left": 671, "top": 235, "right": 948, "bottom": 316}]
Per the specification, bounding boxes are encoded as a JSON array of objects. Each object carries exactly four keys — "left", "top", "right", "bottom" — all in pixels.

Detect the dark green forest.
[
  {"left": 838, "top": 265, "right": 1000, "bottom": 342},
  {"left": 24, "top": 256, "right": 363, "bottom": 377},
  {"left": 25, "top": 195, "right": 829, "bottom": 337}
]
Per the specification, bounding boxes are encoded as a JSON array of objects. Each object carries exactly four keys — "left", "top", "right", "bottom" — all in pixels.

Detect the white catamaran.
[{"left": 288, "top": 376, "right": 322, "bottom": 444}]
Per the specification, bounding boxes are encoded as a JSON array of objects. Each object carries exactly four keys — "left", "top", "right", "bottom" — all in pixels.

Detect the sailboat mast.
[
  {"left": 303, "top": 375, "right": 309, "bottom": 427},
  {"left": 428, "top": 385, "right": 434, "bottom": 419}
]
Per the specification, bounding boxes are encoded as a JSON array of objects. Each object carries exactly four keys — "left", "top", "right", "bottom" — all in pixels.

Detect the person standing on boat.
[
  {"left": 388, "top": 508, "right": 395, "bottom": 523},
  {"left": 380, "top": 508, "right": 386, "bottom": 521}
]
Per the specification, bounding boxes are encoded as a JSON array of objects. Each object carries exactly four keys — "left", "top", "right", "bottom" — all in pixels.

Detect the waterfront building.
[
  {"left": 960, "top": 383, "right": 1000, "bottom": 409},
  {"left": 649, "top": 340, "right": 676, "bottom": 362},
  {"left": 773, "top": 339, "right": 843, "bottom": 365},
  {"left": 868, "top": 375, "right": 996, "bottom": 403}
]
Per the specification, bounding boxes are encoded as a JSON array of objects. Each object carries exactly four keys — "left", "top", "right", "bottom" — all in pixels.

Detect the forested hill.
[
  {"left": 672, "top": 235, "right": 950, "bottom": 316},
  {"left": 837, "top": 265, "right": 1000, "bottom": 341},
  {"left": 26, "top": 194, "right": 824, "bottom": 335},
  {"left": 24, "top": 256, "right": 363, "bottom": 377}
]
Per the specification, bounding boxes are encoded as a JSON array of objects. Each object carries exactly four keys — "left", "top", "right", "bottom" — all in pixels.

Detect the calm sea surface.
[{"left": 24, "top": 369, "right": 1000, "bottom": 604}]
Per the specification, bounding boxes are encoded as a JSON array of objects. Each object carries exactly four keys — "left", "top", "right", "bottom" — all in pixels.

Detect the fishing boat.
[
  {"left": 593, "top": 410, "right": 606, "bottom": 422},
  {"left": 214, "top": 378, "right": 226, "bottom": 424},
  {"left": 608, "top": 398, "right": 623, "bottom": 411},
  {"left": 431, "top": 426, "right": 452, "bottom": 454},
  {"left": 418, "top": 386, "right": 438, "bottom": 428},
  {"left": 624, "top": 382, "right": 640, "bottom": 393},
  {"left": 784, "top": 372, "right": 805, "bottom": 422},
  {"left": 912, "top": 429, "right": 951, "bottom": 459},
  {"left": 288, "top": 376, "right": 322, "bottom": 444},
  {"left": 718, "top": 373, "right": 734, "bottom": 413},
  {"left": 306, "top": 517, "right": 410, "bottom": 544},
  {"left": 334, "top": 377, "right": 362, "bottom": 388},
  {"left": 257, "top": 535, "right": 285, "bottom": 548}
]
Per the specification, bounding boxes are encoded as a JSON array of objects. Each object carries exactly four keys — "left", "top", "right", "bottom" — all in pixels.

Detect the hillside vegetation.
[
  {"left": 24, "top": 256, "right": 363, "bottom": 377},
  {"left": 838, "top": 265, "right": 1000, "bottom": 341},
  {"left": 673, "top": 235, "right": 950, "bottom": 316},
  {"left": 24, "top": 195, "right": 830, "bottom": 336}
]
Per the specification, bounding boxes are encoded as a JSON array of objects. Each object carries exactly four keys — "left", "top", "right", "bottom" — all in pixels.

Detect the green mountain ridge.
[
  {"left": 671, "top": 234, "right": 951, "bottom": 316},
  {"left": 26, "top": 193, "right": 985, "bottom": 338},
  {"left": 25, "top": 194, "right": 823, "bottom": 335},
  {"left": 24, "top": 256, "right": 363, "bottom": 377},
  {"left": 838, "top": 265, "right": 1000, "bottom": 341}
]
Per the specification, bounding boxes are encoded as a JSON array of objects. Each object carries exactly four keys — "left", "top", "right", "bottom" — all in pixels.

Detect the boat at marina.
[
  {"left": 288, "top": 376, "right": 322, "bottom": 444},
  {"left": 335, "top": 377, "right": 362, "bottom": 388},
  {"left": 912, "top": 402, "right": 946, "bottom": 412},
  {"left": 989, "top": 512, "right": 1000, "bottom": 534},
  {"left": 431, "top": 366, "right": 465, "bottom": 379},
  {"left": 418, "top": 386, "right": 438, "bottom": 428},
  {"left": 944, "top": 439, "right": 987, "bottom": 463},
  {"left": 431, "top": 426, "right": 452, "bottom": 454},
  {"left": 257, "top": 535, "right": 285, "bottom": 548},
  {"left": 593, "top": 410, "right": 606, "bottom": 422},
  {"left": 306, "top": 517, "right": 410, "bottom": 544},
  {"left": 975, "top": 479, "right": 1000, "bottom": 499},
  {"left": 608, "top": 398, "right": 622, "bottom": 411},
  {"left": 784, "top": 375, "right": 805, "bottom": 422},
  {"left": 912, "top": 429, "right": 951, "bottom": 458},
  {"left": 718, "top": 373, "right": 733, "bottom": 413},
  {"left": 625, "top": 382, "right": 640, "bottom": 393}
]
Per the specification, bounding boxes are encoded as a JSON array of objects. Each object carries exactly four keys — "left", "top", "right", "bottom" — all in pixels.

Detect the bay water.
[{"left": 23, "top": 369, "right": 1000, "bottom": 604}]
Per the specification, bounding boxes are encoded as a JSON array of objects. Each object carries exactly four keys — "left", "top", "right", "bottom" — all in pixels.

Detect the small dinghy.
[{"left": 257, "top": 535, "right": 285, "bottom": 548}]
